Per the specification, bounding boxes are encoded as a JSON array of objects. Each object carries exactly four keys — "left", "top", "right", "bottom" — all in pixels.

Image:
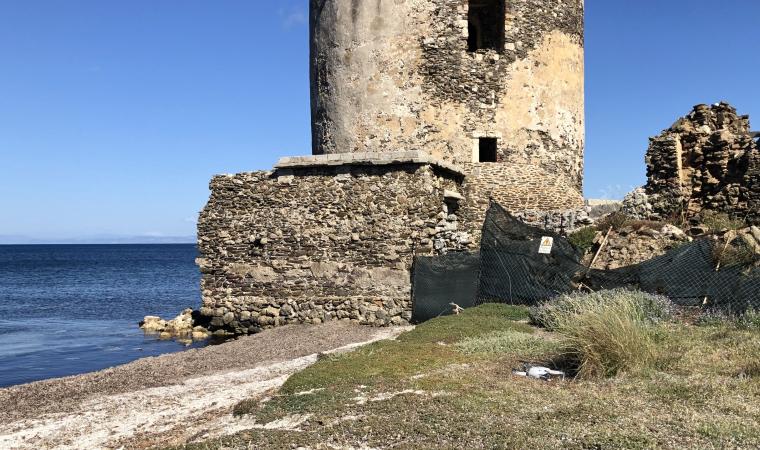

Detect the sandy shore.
[{"left": 0, "top": 322, "right": 411, "bottom": 449}]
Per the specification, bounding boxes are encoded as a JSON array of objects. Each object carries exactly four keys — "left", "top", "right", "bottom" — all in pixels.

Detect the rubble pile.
[
  {"left": 621, "top": 187, "right": 653, "bottom": 220},
  {"left": 588, "top": 223, "right": 692, "bottom": 270}
]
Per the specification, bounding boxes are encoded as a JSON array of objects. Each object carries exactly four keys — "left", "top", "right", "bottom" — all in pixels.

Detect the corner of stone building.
[{"left": 195, "top": 159, "right": 477, "bottom": 335}]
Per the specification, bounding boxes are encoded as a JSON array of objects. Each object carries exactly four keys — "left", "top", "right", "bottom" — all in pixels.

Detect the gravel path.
[{"left": 0, "top": 322, "right": 411, "bottom": 449}]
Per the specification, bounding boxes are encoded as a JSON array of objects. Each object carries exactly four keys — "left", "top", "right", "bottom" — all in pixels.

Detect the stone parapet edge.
[{"left": 275, "top": 151, "right": 466, "bottom": 177}]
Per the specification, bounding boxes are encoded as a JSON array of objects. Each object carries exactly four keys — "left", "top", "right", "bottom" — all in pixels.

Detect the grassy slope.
[{"left": 179, "top": 305, "right": 760, "bottom": 450}]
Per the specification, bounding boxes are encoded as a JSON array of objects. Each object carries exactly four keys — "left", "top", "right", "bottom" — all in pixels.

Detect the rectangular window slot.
[
  {"left": 468, "top": 0, "right": 506, "bottom": 52},
  {"left": 479, "top": 138, "right": 498, "bottom": 162}
]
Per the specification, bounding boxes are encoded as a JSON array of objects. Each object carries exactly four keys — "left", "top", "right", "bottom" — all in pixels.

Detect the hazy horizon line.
[{"left": 0, "top": 234, "right": 197, "bottom": 245}]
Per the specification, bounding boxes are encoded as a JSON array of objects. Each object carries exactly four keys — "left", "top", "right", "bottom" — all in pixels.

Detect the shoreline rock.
[{"left": 139, "top": 309, "right": 218, "bottom": 343}]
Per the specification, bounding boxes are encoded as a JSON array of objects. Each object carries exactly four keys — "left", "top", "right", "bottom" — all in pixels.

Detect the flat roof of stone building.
[{"left": 275, "top": 151, "right": 465, "bottom": 176}]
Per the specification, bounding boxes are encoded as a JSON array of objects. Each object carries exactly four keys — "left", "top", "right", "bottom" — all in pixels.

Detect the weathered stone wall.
[
  {"left": 196, "top": 159, "right": 471, "bottom": 334},
  {"left": 458, "top": 162, "right": 586, "bottom": 239},
  {"left": 645, "top": 103, "right": 760, "bottom": 224},
  {"left": 310, "top": 0, "right": 585, "bottom": 191},
  {"left": 511, "top": 208, "right": 594, "bottom": 235}
]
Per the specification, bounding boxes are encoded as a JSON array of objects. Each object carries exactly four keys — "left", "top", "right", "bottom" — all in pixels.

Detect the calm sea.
[{"left": 0, "top": 244, "right": 205, "bottom": 388}]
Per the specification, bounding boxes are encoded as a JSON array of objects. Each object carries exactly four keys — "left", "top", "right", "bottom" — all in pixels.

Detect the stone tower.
[
  {"left": 195, "top": 0, "right": 589, "bottom": 335},
  {"left": 310, "top": 0, "right": 586, "bottom": 195}
]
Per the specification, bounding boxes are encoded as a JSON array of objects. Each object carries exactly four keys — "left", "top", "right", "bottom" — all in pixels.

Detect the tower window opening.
[
  {"left": 468, "top": 0, "right": 506, "bottom": 52},
  {"left": 479, "top": 138, "right": 498, "bottom": 162}
]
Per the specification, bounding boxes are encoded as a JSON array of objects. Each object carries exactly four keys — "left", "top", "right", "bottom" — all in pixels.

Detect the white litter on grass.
[
  {"left": 0, "top": 326, "right": 413, "bottom": 450},
  {"left": 513, "top": 366, "right": 566, "bottom": 381}
]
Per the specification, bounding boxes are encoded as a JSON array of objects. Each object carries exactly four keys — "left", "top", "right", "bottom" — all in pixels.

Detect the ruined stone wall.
[
  {"left": 310, "top": 0, "right": 585, "bottom": 191},
  {"left": 196, "top": 161, "right": 471, "bottom": 334},
  {"left": 458, "top": 162, "right": 586, "bottom": 240},
  {"left": 645, "top": 103, "right": 760, "bottom": 224}
]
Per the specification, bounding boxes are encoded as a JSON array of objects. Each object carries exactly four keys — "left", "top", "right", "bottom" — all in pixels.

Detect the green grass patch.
[
  {"left": 734, "top": 309, "right": 760, "bottom": 330},
  {"left": 234, "top": 304, "right": 532, "bottom": 420},
  {"left": 401, "top": 303, "right": 531, "bottom": 345},
  {"left": 699, "top": 308, "right": 760, "bottom": 331},
  {"left": 455, "top": 328, "right": 559, "bottom": 358},
  {"left": 530, "top": 289, "right": 673, "bottom": 331}
]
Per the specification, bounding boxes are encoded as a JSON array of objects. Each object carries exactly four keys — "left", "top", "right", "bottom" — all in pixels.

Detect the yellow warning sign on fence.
[{"left": 539, "top": 237, "right": 554, "bottom": 255}]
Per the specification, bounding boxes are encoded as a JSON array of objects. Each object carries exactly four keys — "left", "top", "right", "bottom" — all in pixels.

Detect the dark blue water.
[{"left": 0, "top": 244, "right": 205, "bottom": 387}]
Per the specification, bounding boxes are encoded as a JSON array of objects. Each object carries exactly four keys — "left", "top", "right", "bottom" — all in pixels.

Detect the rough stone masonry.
[
  {"left": 197, "top": 154, "right": 470, "bottom": 333},
  {"left": 645, "top": 102, "right": 760, "bottom": 225},
  {"left": 311, "top": 0, "right": 585, "bottom": 190},
  {"left": 197, "top": 0, "right": 588, "bottom": 334}
]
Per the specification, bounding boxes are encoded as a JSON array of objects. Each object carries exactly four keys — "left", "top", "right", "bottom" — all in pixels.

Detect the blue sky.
[{"left": 1, "top": 1, "right": 758, "bottom": 242}]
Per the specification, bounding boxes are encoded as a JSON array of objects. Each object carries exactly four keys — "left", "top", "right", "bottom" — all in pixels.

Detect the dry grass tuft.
[
  {"left": 595, "top": 211, "right": 632, "bottom": 231},
  {"left": 701, "top": 210, "right": 746, "bottom": 233},
  {"left": 531, "top": 289, "right": 673, "bottom": 378}
]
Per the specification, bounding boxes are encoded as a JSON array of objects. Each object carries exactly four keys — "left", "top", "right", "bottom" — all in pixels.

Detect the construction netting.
[
  {"left": 412, "top": 203, "right": 760, "bottom": 322},
  {"left": 412, "top": 252, "right": 481, "bottom": 323}
]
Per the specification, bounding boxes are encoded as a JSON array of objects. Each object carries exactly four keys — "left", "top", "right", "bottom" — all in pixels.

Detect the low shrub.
[
  {"left": 530, "top": 289, "right": 674, "bottom": 378},
  {"left": 567, "top": 227, "right": 598, "bottom": 254},
  {"left": 595, "top": 211, "right": 631, "bottom": 232},
  {"left": 530, "top": 289, "right": 673, "bottom": 331},
  {"left": 663, "top": 207, "right": 689, "bottom": 229},
  {"left": 740, "top": 309, "right": 760, "bottom": 330},
  {"left": 701, "top": 210, "right": 746, "bottom": 233},
  {"left": 698, "top": 308, "right": 760, "bottom": 331},
  {"left": 712, "top": 241, "right": 758, "bottom": 268}
]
